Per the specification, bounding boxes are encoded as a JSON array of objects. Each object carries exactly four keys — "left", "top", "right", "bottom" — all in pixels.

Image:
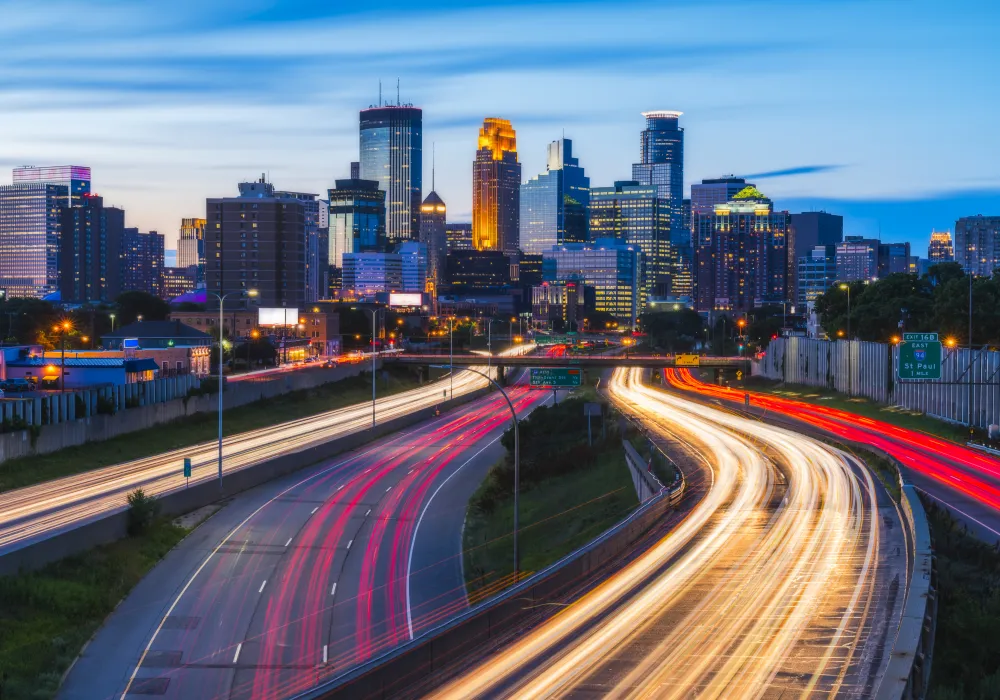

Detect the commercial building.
[
  {"left": 161, "top": 266, "right": 198, "bottom": 300},
  {"left": 177, "top": 217, "right": 206, "bottom": 276},
  {"left": 169, "top": 309, "right": 340, "bottom": 356},
  {"left": 328, "top": 174, "right": 386, "bottom": 271},
  {"left": 0, "top": 166, "right": 91, "bottom": 298},
  {"left": 797, "top": 245, "right": 837, "bottom": 306},
  {"left": 954, "top": 215, "right": 1000, "bottom": 275},
  {"left": 59, "top": 194, "right": 125, "bottom": 303},
  {"left": 927, "top": 230, "right": 954, "bottom": 262},
  {"left": 206, "top": 177, "right": 306, "bottom": 310},
  {"left": 590, "top": 180, "right": 677, "bottom": 300},
  {"left": 359, "top": 105, "right": 422, "bottom": 242},
  {"left": 631, "top": 112, "right": 684, "bottom": 246},
  {"left": 342, "top": 252, "right": 403, "bottom": 295},
  {"left": 789, "top": 212, "right": 844, "bottom": 257},
  {"left": 835, "top": 236, "right": 879, "bottom": 282},
  {"left": 472, "top": 118, "right": 520, "bottom": 255},
  {"left": 121, "top": 228, "right": 164, "bottom": 297},
  {"left": 275, "top": 190, "right": 326, "bottom": 303},
  {"left": 690, "top": 177, "right": 748, "bottom": 217},
  {"left": 419, "top": 190, "right": 447, "bottom": 291},
  {"left": 399, "top": 241, "right": 428, "bottom": 294},
  {"left": 543, "top": 239, "right": 641, "bottom": 324},
  {"left": 877, "top": 242, "right": 911, "bottom": 277},
  {"left": 693, "top": 186, "right": 792, "bottom": 313},
  {"left": 519, "top": 138, "right": 590, "bottom": 254},
  {"left": 446, "top": 223, "right": 473, "bottom": 251},
  {"left": 532, "top": 280, "right": 586, "bottom": 330},
  {"left": 445, "top": 250, "right": 511, "bottom": 292}
]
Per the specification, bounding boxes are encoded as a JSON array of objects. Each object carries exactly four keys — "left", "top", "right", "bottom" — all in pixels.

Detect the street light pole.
[
  {"left": 432, "top": 364, "right": 520, "bottom": 582},
  {"left": 449, "top": 316, "right": 454, "bottom": 400},
  {"left": 839, "top": 283, "right": 852, "bottom": 396},
  {"left": 371, "top": 310, "right": 376, "bottom": 429},
  {"left": 968, "top": 273, "right": 974, "bottom": 436}
]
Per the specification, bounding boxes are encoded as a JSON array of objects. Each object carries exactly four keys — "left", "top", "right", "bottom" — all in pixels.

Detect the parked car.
[{"left": 0, "top": 378, "right": 33, "bottom": 393}]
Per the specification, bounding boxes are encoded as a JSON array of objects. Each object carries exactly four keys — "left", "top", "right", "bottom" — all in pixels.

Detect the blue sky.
[{"left": 1, "top": 0, "right": 997, "bottom": 254}]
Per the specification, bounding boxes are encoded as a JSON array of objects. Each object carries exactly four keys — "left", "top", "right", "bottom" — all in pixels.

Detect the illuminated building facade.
[
  {"left": 359, "top": 106, "right": 422, "bottom": 242},
  {"left": 835, "top": 237, "right": 879, "bottom": 282},
  {"left": 177, "top": 217, "right": 206, "bottom": 272},
  {"left": 927, "top": 230, "right": 954, "bottom": 262},
  {"left": 472, "top": 118, "right": 520, "bottom": 255},
  {"left": 631, "top": 112, "right": 684, "bottom": 246},
  {"left": 445, "top": 250, "right": 511, "bottom": 292},
  {"left": 955, "top": 216, "right": 1000, "bottom": 275},
  {"left": 327, "top": 177, "right": 386, "bottom": 268},
  {"left": 797, "top": 245, "right": 837, "bottom": 306},
  {"left": 519, "top": 138, "right": 590, "bottom": 254},
  {"left": 419, "top": 191, "right": 447, "bottom": 291},
  {"left": 12, "top": 165, "right": 91, "bottom": 207},
  {"left": 342, "top": 252, "right": 403, "bottom": 295},
  {"left": 399, "top": 241, "right": 428, "bottom": 294},
  {"left": 446, "top": 223, "right": 473, "bottom": 251},
  {"left": 543, "top": 239, "right": 641, "bottom": 324},
  {"left": 121, "top": 228, "right": 164, "bottom": 296},
  {"left": 60, "top": 194, "right": 125, "bottom": 303},
  {"left": 693, "top": 186, "right": 792, "bottom": 313}
]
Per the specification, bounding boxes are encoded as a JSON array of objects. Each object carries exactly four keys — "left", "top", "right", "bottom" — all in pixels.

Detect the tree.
[
  {"left": 585, "top": 310, "right": 619, "bottom": 332},
  {"left": 115, "top": 291, "right": 170, "bottom": 326},
  {"left": 639, "top": 309, "right": 705, "bottom": 352}
]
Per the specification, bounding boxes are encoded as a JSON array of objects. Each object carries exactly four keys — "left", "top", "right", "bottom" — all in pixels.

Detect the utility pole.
[{"left": 968, "top": 273, "right": 974, "bottom": 437}]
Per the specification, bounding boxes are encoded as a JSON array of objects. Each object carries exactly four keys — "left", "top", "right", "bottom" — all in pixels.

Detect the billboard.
[
  {"left": 389, "top": 293, "right": 422, "bottom": 307},
  {"left": 259, "top": 308, "right": 299, "bottom": 327}
]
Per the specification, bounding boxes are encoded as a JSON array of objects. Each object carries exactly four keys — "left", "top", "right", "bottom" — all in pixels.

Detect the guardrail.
[
  {"left": 875, "top": 471, "right": 937, "bottom": 700},
  {"left": 294, "top": 424, "right": 687, "bottom": 700}
]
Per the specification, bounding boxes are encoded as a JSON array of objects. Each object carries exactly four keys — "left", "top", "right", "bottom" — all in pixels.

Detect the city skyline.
[{"left": 1, "top": 0, "right": 996, "bottom": 254}]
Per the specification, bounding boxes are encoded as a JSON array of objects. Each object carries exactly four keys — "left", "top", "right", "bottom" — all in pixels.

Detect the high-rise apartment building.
[
  {"left": 206, "top": 177, "right": 306, "bottom": 310},
  {"left": 359, "top": 105, "right": 422, "bottom": 242},
  {"left": 275, "top": 190, "right": 325, "bottom": 302},
  {"left": 59, "top": 194, "right": 124, "bottom": 303},
  {"left": 835, "top": 236, "right": 879, "bottom": 282},
  {"left": 472, "top": 118, "right": 520, "bottom": 255},
  {"left": 419, "top": 191, "right": 447, "bottom": 292},
  {"left": 121, "top": 228, "right": 164, "bottom": 297},
  {"left": 519, "top": 138, "right": 590, "bottom": 254},
  {"left": 177, "top": 217, "right": 206, "bottom": 275},
  {"left": 693, "top": 186, "right": 791, "bottom": 313},
  {"left": 589, "top": 181, "right": 678, "bottom": 299},
  {"left": 446, "top": 223, "right": 473, "bottom": 251},
  {"left": 927, "top": 230, "right": 954, "bottom": 262},
  {"left": 543, "top": 239, "right": 641, "bottom": 324},
  {"left": 327, "top": 177, "right": 386, "bottom": 270},
  {"left": 632, "top": 111, "right": 684, "bottom": 246},
  {"left": 797, "top": 245, "right": 837, "bottom": 306},
  {"left": 0, "top": 166, "right": 92, "bottom": 298},
  {"left": 954, "top": 216, "right": 1000, "bottom": 275}
]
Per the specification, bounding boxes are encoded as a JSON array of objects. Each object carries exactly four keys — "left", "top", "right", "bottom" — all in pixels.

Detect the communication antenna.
[
  {"left": 379, "top": 80, "right": 382, "bottom": 107},
  {"left": 397, "top": 78, "right": 400, "bottom": 106},
  {"left": 432, "top": 142, "right": 436, "bottom": 191}
]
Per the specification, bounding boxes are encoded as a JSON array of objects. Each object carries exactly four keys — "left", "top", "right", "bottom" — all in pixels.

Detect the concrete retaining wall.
[
  {"left": 296, "top": 454, "right": 687, "bottom": 700},
  {"left": 0, "top": 363, "right": 376, "bottom": 463},
  {"left": 622, "top": 439, "right": 663, "bottom": 503},
  {"left": 0, "top": 383, "right": 485, "bottom": 577}
]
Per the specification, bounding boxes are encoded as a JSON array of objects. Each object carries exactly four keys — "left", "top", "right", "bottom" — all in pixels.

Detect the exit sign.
[
  {"left": 899, "top": 333, "right": 942, "bottom": 380},
  {"left": 530, "top": 368, "right": 582, "bottom": 387}
]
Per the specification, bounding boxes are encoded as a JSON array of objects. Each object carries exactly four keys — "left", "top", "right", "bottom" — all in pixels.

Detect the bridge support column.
[{"left": 497, "top": 364, "right": 507, "bottom": 387}]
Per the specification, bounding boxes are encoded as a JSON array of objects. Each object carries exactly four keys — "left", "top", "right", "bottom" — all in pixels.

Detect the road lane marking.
[
  {"left": 233, "top": 643, "right": 242, "bottom": 664},
  {"left": 347, "top": 539, "right": 353, "bottom": 549},
  {"left": 331, "top": 582, "right": 337, "bottom": 596},
  {"left": 386, "top": 486, "right": 393, "bottom": 492},
  {"left": 284, "top": 537, "right": 292, "bottom": 547},
  {"left": 337, "top": 485, "right": 344, "bottom": 491},
  {"left": 323, "top": 645, "right": 328, "bottom": 664},
  {"left": 916, "top": 486, "right": 1000, "bottom": 537},
  {"left": 311, "top": 507, "right": 319, "bottom": 514},
  {"left": 258, "top": 580, "right": 267, "bottom": 593},
  {"left": 365, "top": 509, "right": 372, "bottom": 516}
]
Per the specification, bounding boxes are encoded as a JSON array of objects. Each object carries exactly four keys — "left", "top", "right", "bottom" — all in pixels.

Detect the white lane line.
[
  {"left": 323, "top": 645, "right": 328, "bottom": 664},
  {"left": 337, "top": 484, "right": 344, "bottom": 491},
  {"left": 364, "top": 468, "right": 371, "bottom": 473},
  {"left": 365, "top": 508, "right": 371, "bottom": 517},
  {"left": 408, "top": 469, "right": 414, "bottom": 475},
  {"left": 258, "top": 580, "right": 267, "bottom": 593},
  {"left": 311, "top": 506, "right": 319, "bottom": 514},
  {"left": 916, "top": 486, "right": 1000, "bottom": 537},
  {"left": 233, "top": 643, "right": 243, "bottom": 664},
  {"left": 284, "top": 537, "right": 292, "bottom": 547},
  {"left": 330, "top": 582, "right": 337, "bottom": 596},
  {"left": 386, "top": 486, "right": 392, "bottom": 492},
  {"left": 346, "top": 539, "right": 353, "bottom": 550}
]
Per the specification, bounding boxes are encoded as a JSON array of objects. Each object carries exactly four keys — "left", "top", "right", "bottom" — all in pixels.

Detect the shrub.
[
  {"left": 95, "top": 396, "right": 116, "bottom": 415},
  {"left": 126, "top": 488, "right": 160, "bottom": 536}
]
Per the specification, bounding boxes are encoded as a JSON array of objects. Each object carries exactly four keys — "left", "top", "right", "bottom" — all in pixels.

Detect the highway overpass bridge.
[{"left": 383, "top": 354, "right": 750, "bottom": 370}]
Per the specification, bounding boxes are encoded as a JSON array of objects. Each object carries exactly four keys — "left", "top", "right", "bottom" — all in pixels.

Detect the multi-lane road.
[
  {"left": 61, "top": 375, "right": 550, "bottom": 700},
  {"left": 428, "top": 368, "right": 905, "bottom": 699}
]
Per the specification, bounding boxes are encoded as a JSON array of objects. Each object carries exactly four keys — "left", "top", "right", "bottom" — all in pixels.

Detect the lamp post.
[
  {"left": 839, "top": 283, "right": 852, "bottom": 395},
  {"left": 208, "top": 288, "right": 257, "bottom": 492},
  {"left": 53, "top": 320, "right": 71, "bottom": 391},
  {"left": 351, "top": 307, "right": 378, "bottom": 429},
  {"left": 110, "top": 313, "right": 116, "bottom": 334},
  {"left": 431, "top": 363, "right": 521, "bottom": 582},
  {"left": 449, "top": 316, "right": 454, "bottom": 400},
  {"left": 968, "top": 273, "right": 974, "bottom": 437}
]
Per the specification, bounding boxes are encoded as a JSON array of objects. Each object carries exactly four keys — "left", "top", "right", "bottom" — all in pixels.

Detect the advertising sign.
[
  {"left": 259, "top": 308, "right": 299, "bottom": 327},
  {"left": 389, "top": 293, "right": 422, "bottom": 307}
]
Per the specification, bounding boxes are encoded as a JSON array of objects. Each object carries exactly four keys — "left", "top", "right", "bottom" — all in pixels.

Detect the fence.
[{"left": 754, "top": 337, "right": 1000, "bottom": 429}]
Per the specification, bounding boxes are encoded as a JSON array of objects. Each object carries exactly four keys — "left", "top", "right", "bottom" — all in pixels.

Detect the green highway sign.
[
  {"left": 530, "top": 368, "right": 582, "bottom": 387},
  {"left": 899, "top": 332, "right": 942, "bottom": 380}
]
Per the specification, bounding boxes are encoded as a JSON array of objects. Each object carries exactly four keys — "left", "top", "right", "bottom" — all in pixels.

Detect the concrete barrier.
[
  {"left": 622, "top": 439, "right": 663, "bottom": 502},
  {"left": 0, "top": 385, "right": 488, "bottom": 577},
  {"left": 293, "top": 450, "right": 687, "bottom": 700}
]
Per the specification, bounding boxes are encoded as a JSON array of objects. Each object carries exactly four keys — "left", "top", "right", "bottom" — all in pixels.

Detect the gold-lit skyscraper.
[
  {"left": 177, "top": 217, "right": 206, "bottom": 269},
  {"left": 473, "top": 118, "right": 520, "bottom": 254}
]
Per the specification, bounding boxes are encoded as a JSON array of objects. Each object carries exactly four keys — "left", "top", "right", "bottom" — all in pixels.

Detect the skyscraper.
[
  {"left": 472, "top": 118, "right": 520, "bottom": 255},
  {"left": 789, "top": 212, "right": 843, "bottom": 302},
  {"left": 797, "top": 245, "right": 837, "bottom": 306},
  {"left": 328, "top": 176, "right": 386, "bottom": 269},
  {"left": 877, "top": 242, "right": 911, "bottom": 277},
  {"left": 632, "top": 111, "right": 684, "bottom": 245},
  {"left": 543, "top": 239, "right": 641, "bottom": 324},
  {"left": 519, "top": 138, "right": 590, "bottom": 254},
  {"left": 59, "top": 194, "right": 124, "bottom": 303},
  {"left": 928, "top": 230, "right": 954, "bottom": 262},
  {"left": 693, "top": 186, "right": 791, "bottom": 313},
  {"left": 0, "top": 166, "right": 91, "bottom": 298},
  {"left": 955, "top": 216, "right": 1000, "bottom": 275},
  {"left": 359, "top": 104, "right": 422, "bottom": 242},
  {"left": 399, "top": 241, "right": 428, "bottom": 293},
  {"left": 690, "top": 177, "right": 748, "bottom": 217},
  {"left": 206, "top": 177, "right": 306, "bottom": 309},
  {"left": 121, "top": 228, "right": 165, "bottom": 297},
  {"left": 446, "top": 223, "right": 473, "bottom": 251},
  {"left": 419, "top": 191, "right": 447, "bottom": 292},
  {"left": 275, "top": 190, "right": 324, "bottom": 302}
]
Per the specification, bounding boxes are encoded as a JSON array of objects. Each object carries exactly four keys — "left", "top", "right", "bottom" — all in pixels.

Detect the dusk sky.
[{"left": 2, "top": 0, "right": 997, "bottom": 253}]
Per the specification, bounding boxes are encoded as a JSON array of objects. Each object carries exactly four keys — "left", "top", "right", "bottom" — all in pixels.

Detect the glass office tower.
[
  {"left": 631, "top": 112, "right": 684, "bottom": 245},
  {"left": 519, "top": 138, "right": 590, "bottom": 254},
  {"left": 419, "top": 191, "right": 447, "bottom": 291},
  {"left": 472, "top": 118, "right": 520, "bottom": 255},
  {"left": 327, "top": 178, "right": 386, "bottom": 270},
  {"left": 12, "top": 165, "right": 91, "bottom": 207},
  {"left": 359, "top": 106, "right": 422, "bottom": 243},
  {"left": 542, "top": 239, "right": 641, "bottom": 325}
]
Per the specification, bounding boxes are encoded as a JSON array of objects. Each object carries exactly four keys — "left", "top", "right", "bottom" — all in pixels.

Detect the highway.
[
  {"left": 666, "top": 368, "right": 1000, "bottom": 541},
  {"left": 61, "top": 374, "right": 551, "bottom": 700},
  {"left": 0, "top": 347, "right": 531, "bottom": 557},
  {"left": 427, "top": 368, "right": 905, "bottom": 699}
]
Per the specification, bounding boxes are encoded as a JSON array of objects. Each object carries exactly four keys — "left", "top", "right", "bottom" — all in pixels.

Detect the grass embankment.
[
  {"left": 925, "top": 500, "right": 1000, "bottom": 700},
  {"left": 0, "top": 514, "right": 190, "bottom": 700},
  {"left": 463, "top": 381, "right": 639, "bottom": 597},
  {"left": 738, "top": 375, "right": 971, "bottom": 444},
  {"left": 0, "top": 366, "right": 437, "bottom": 494}
]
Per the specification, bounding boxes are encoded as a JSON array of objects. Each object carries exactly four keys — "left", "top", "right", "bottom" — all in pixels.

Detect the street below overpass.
[
  {"left": 424, "top": 368, "right": 905, "bottom": 699},
  {"left": 60, "top": 374, "right": 551, "bottom": 700}
]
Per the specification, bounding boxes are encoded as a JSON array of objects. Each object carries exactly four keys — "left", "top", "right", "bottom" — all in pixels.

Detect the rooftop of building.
[
  {"left": 103, "top": 320, "right": 212, "bottom": 340},
  {"left": 8, "top": 356, "right": 159, "bottom": 371},
  {"left": 732, "top": 185, "right": 769, "bottom": 200}
]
